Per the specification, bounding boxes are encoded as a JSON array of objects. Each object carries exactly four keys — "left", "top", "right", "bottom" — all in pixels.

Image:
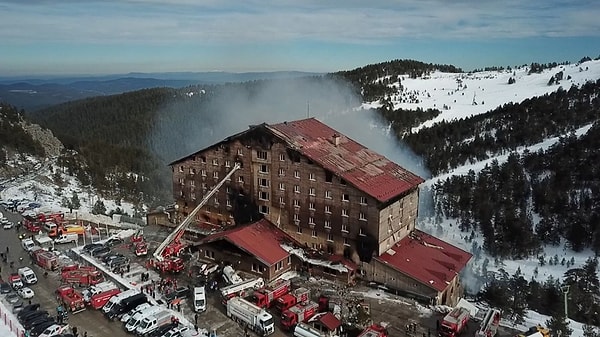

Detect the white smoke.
[{"left": 150, "top": 76, "right": 429, "bottom": 180}]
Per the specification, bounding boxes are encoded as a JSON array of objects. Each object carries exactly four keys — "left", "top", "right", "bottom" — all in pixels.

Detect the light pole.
[{"left": 562, "top": 285, "right": 570, "bottom": 318}]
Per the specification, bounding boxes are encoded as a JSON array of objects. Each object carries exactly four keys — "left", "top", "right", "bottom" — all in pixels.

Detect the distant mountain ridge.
[{"left": 0, "top": 71, "right": 322, "bottom": 110}]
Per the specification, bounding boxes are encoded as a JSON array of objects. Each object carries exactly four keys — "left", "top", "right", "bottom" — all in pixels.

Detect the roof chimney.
[{"left": 331, "top": 133, "right": 341, "bottom": 146}]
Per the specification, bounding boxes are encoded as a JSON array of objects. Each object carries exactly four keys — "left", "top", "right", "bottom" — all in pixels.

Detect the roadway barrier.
[{"left": 0, "top": 299, "right": 25, "bottom": 337}]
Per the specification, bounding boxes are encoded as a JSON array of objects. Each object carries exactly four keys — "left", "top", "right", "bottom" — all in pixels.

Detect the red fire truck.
[
  {"left": 275, "top": 287, "right": 310, "bottom": 312},
  {"left": 56, "top": 285, "right": 86, "bottom": 313},
  {"left": 281, "top": 301, "right": 319, "bottom": 331},
  {"left": 439, "top": 307, "right": 471, "bottom": 337},
  {"left": 250, "top": 279, "right": 291, "bottom": 308}
]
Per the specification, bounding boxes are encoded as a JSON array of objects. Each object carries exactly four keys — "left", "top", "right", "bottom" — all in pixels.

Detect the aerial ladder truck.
[{"left": 151, "top": 163, "right": 241, "bottom": 273}]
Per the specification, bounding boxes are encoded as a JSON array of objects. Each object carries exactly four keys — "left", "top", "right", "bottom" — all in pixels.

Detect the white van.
[
  {"left": 54, "top": 233, "right": 78, "bottom": 244},
  {"left": 121, "top": 302, "right": 153, "bottom": 323},
  {"left": 125, "top": 305, "right": 162, "bottom": 332},
  {"left": 102, "top": 289, "right": 139, "bottom": 314},
  {"left": 21, "top": 238, "right": 36, "bottom": 252},
  {"left": 18, "top": 267, "right": 38, "bottom": 285},
  {"left": 194, "top": 286, "right": 206, "bottom": 312}
]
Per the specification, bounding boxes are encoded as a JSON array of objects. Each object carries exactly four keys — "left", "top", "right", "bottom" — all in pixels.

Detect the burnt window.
[
  {"left": 325, "top": 171, "right": 333, "bottom": 183},
  {"left": 257, "top": 150, "right": 267, "bottom": 160}
]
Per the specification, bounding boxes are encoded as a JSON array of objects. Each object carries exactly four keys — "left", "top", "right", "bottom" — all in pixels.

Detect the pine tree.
[
  {"left": 70, "top": 193, "right": 81, "bottom": 210},
  {"left": 583, "top": 325, "right": 599, "bottom": 337},
  {"left": 92, "top": 200, "right": 107, "bottom": 215},
  {"left": 546, "top": 313, "right": 572, "bottom": 337}
]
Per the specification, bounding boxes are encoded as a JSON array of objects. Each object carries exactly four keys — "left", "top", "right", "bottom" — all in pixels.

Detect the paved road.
[{"left": 0, "top": 207, "right": 130, "bottom": 337}]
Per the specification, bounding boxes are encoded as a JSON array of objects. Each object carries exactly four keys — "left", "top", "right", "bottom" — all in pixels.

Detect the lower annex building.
[{"left": 159, "top": 117, "right": 471, "bottom": 306}]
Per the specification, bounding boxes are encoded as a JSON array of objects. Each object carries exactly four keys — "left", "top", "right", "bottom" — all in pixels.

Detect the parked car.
[
  {"left": 104, "top": 237, "right": 123, "bottom": 247},
  {"left": 37, "top": 323, "right": 69, "bottom": 337},
  {"left": 17, "top": 287, "right": 35, "bottom": 299},
  {"left": 102, "top": 253, "right": 124, "bottom": 264},
  {"left": 12, "top": 298, "right": 24, "bottom": 313},
  {"left": 3, "top": 220, "right": 13, "bottom": 230},
  {"left": 90, "top": 246, "right": 111, "bottom": 258},
  {"left": 0, "top": 281, "right": 12, "bottom": 293},
  {"left": 108, "top": 256, "right": 130, "bottom": 270},
  {"left": 82, "top": 243, "right": 103, "bottom": 254},
  {"left": 6, "top": 292, "right": 21, "bottom": 304},
  {"left": 165, "top": 286, "right": 191, "bottom": 303}
]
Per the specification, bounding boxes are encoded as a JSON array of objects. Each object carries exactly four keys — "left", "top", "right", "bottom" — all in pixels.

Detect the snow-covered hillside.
[{"left": 363, "top": 59, "right": 600, "bottom": 132}]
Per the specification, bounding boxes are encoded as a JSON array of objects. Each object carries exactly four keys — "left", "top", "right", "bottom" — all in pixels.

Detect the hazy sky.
[{"left": 1, "top": 0, "right": 599, "bottom": 76}]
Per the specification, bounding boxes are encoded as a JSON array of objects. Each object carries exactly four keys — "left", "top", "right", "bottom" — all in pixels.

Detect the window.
[
  {"left": 293, "top": 199, "right": 300, "bottom": 207},
  {"left": 293, "top": 214, "right": 300, "bottom": 221},
  {"left": 190, "top": 192, "right": 196, "bottom": 200},
  {"left": 294, "top": 170, "right": 300, "bottom": 179},
  {"left": 201, "top": 169, "right": 206, "bottom": 177},
  {"left": 341, "top": 224, "right": 348, "bottom": 232},
  {"left": 324, "top": 220, "right": 331, "bottom": 229},
  {"left": 200, "top": 156, "right": 206, "bottom": 163},
  {"left": 279, "top": 183, "right": 285, "bottom": 191},
  {"left": 259, "top": 191, "right": 269, "bottom": 201},
  {"left": 325, "top": 191, "right": 332, "bottom": 199},
  {"left": 257, "top": 150, "right": 267, "bottom": 160},
  {"left": 190, "top": 180, "right": 195, "bottom": 187},
  {"left": 213, "top": 172, "right": 219, "bottom": 179},
  {"left": 259, "top": 164, "right": 269, "bottom": 173},
  {"left": 312, "top": 230, "right": 317, "bottom": 238},
  {"left": 278, "top": 168, "right": 285, "bottom": 176},
  {"left": 359, "top": 212, "right": 367, "bottom": 221},
  {"left": 237, "top": 148, "right": 243, "bottom": 156},
  {"left": 260, "top": 205, "right": 270, "bottom": 215},
  {"left": 225, "top": 160, "right": 231, "bottom": 168},
  {"left": 202, "top": 183, "right": 207, "bottom": 190},
  {"left": 179, "top": 166, "right": 184, "bottom": 172},
  {"left": 189, "top": 168, "right": 196, "bottom": 175},
  {"left": 360, "top": 196, "right": 367, "bottom": 205},
  {"left": 342, "top": 193, "right": 350, "bottom": 202},
  {"left": 325, "top": 205, "right": 331, "bottom": 214},
  {"left": 212, "top": 159, "right": 218, "bottom": 166},
  {"left": 309, "top": 202, "right": 315, "bottom": 210},
  {"left": 226, "top": 199, "right": 232, "bottom": 207},
  {"left": 325, "top": 171, "right": 333, "bottom": 183},
  {"left": 309, "top": 188, "right": 315, "bottom": 196},
  {"left": 214, "top": 197, "right": 219, "bottom": 205},
  {"left": 178, "top": 178, "right": 184, "bottom": 184},
  {"left": 204, "top": 250, "right": 215, "bottom": 259},
  {"left": 309, "top": 216, "right": 315, "bottom": 224},
  {"left": 327, "top": 233, "right": 334, "bottom": 242},
  {"left": 342, "top": 209, "right": 348, "bottom": 217},
  {"left": 296, "top": 226, "right": 302, "bottom": 234},
  {"left": 279, "top": 153, "right": 285, "bottom": 161},
  {"left": 259, "top": 178, "right": 269, "bottom": 187},
  {"left": 238, "top": 176, "right": 244, "bottom": 183},
  {"left": 344, "top": 238, "right": 350, "bottom": 246},
  {"left": 251, "top": 263, "right": 259, "bottom": 272},
  {"left": 359, "top": 228, "right": 365, "bottom": 236},
  {"left": 309, "top": 173, "right": 315, "bottom": 181},
  {"left": 294, "top": 185, "right": 300, "bottom": 193},
  {"left": 226, "top": 186, "right": 231, "bottom": 193},
  {"left": 279, "top": 197, "right": 285, "bottom": 205}
]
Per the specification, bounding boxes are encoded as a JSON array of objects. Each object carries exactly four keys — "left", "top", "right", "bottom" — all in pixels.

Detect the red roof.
[
  {"left": 317, "top": 312, "right": 341, "bottom": 331},
  {"left": 375, "top": 230, "right": 472, "bottom": 292},
  {"left": 268, "top": 118, "right": 424, "bottom": 202},
  {"left": 197, "top": 219, "right": 294, "bottom": 266}
]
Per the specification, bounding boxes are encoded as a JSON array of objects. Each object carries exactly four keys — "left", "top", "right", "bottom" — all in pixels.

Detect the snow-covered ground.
[{"left": 362, "top": 59, "right": 600, "bottom": 133}]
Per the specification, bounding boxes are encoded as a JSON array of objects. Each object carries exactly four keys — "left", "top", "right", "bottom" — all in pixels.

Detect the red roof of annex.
[
  {"left": 195, "top": 219, "right": 295, "bottom": 266},
  {"left": 376, "top": 230, "right": 472, "bottom": 292},
  {"left": 267, "top": 118, "right": 424, "bottom": 202}
]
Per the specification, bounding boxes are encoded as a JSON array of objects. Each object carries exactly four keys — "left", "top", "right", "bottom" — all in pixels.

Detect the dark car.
[
  {"left": 19, "top": 309, "right": 48, "bottom": 324},
  {"left": 6, "top": 292, "right": 21, "bottom": 304},
  {"left": 12, "top": 299, "right": 24, "bottom": 313},
  {"left": 104, "top": 237, "right": 123, "bottom": 247},
  {"left": 165, "top": 286, "right": 191, "bottom": 303},
  {"left": 0, "top": 282, "right": 12, "bottom": 293},
  {"left": 108, "top": 256, "right": 130, "bottom": 270},
  {"left": 18, "top": 303, "right": 41, "bottom": 318},
  {"left": 102, "top": 253, "right": 124, "bottom": 264},
  {"left": 23, "top": 315, "right": 52, "bottom": 330},
  {"left": 90, "top": 246, "right": 111, "bottom": 258},
  {"left": 147, "top": 323, "right": 179, "bottom": 337},
  {"left": 29, "top": 319, "right": 56, "bottom": 336},
  {"left": 82, "top": 243, "right": 103, "bottom": 254}
]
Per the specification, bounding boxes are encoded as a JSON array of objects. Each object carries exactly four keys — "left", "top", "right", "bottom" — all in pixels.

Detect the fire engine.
[
  {"left": 250, "top": 279, "right": 291, "bottom": 308},
  {"left": 475, "top": 308, "right": 501, "bottom": 337},
  {"left": 151, "top": 163, "right": 241, "bottom": 273},
  {"left": 358, "top": 324, "right": 389, "bottom": 337},
  {"left": 439, "top": 307, "right": 470, "bottom": 337}
]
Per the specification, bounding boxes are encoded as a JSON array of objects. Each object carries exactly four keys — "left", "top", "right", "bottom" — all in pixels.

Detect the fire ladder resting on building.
[{"left": 152, "top": 163, "right": 241, "bottom": 273}]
